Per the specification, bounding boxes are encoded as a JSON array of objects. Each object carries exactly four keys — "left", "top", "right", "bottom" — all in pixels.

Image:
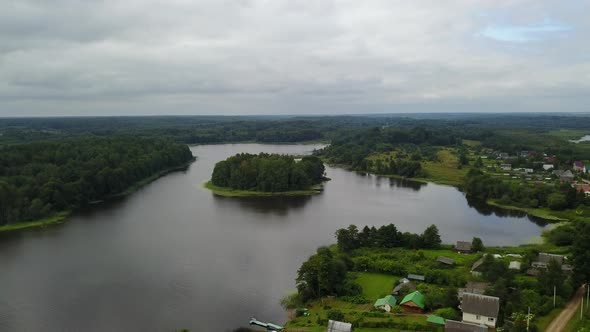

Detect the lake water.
[
  {"left": 0, "top": 144, "right": 547, "bottom": 331},
  {"left": 569, "top": 134, "right": 590, "bottom": 143}
]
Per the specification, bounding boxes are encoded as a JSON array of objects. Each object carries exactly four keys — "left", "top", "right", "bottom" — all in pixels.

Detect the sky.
[{"left": 1, "top": 0, "right": 589, "bottom": 116}]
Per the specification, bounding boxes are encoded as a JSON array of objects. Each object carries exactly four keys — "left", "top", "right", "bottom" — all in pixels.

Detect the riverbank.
[
  {"left": 0, "top": 211, "right": 70, "bottom": 233},
  {"left": 0, "top": 158, "right": 196, "bottom": 233},
  {"left": 204, "top": 181, "right": 323, "bottom": 197},
  {"left": 487, "top": 200, "right": 579, "bottom": 222}
]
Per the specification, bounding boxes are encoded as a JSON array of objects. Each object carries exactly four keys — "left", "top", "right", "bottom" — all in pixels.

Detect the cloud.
[{"left": 0, "top": 0, "right": 589, "bottom": 116}]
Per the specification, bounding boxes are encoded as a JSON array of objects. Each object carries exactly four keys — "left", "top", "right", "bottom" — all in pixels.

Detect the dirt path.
[{"left": 546, "top": 285, "right": 585, "bottom": 332}]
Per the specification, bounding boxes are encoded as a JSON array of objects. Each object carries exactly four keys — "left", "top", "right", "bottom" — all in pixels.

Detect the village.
[
  {"left": 482, "top": 149, "right": 590, "bottom": 197},
  {"left": 285, "top": 237, "right": 574, "bottom": 332}
]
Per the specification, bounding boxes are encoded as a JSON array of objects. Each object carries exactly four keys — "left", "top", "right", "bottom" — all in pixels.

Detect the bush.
[
  {"left": 327, "top": 310, "right": 344, "bottom": 321},
  {"left": 434, "top": 307, "right": 460, "bottom": 320}
]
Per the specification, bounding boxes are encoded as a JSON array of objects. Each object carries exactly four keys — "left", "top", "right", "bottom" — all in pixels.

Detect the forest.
[
  {"left": 0, "top": 137, "right": 194, "bottom": 226},
  {"left": 211, "top": 153, "right": 325, "bottom": 192}
]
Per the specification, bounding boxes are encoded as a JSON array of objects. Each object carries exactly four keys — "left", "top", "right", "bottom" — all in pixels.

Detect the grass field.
[
  {"left": 204, "top": 181, "right": 323, "bottom": 197},
  {"left": 0, "top": 211, "right": 69, "bottom": 233},
  {"left": 354, "top": 272, "right": 398, "bottom": 300},
  {"left": 417, "top": 149, "right": 470, "bottom": 187}
]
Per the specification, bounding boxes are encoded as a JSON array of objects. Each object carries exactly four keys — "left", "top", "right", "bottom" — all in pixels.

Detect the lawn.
[
  {"left": 417, "top": 149, "right": 470, "bottom": 187},
  {"left": 0, "top": 211, "right": 69, "bottom": 233},
  {"left": 354, "top": 272, "right": 398, "bottom": 300}
]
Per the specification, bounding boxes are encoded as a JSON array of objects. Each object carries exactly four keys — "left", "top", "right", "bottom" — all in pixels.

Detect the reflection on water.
[
  {"left": 354, "top": 172, "right": 426, "bottom": 191},
  {"left": 466, "top": 197, "right": 549, "bottom": 227},
  {"left": 213, "top": 194, "right": 312, "bottom": 216}
]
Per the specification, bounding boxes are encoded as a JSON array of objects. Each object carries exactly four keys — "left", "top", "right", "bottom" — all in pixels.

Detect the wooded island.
[{"left": 207, "top": 153, "right": 326, "bottom": 196}]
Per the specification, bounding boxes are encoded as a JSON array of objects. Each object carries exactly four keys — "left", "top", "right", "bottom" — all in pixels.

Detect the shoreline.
[
  {"left": 204, "top": 181, "right": 323, "bottom": 197},
  {"left": 0, "top": 158, "right": 196, "bottom": 233}
]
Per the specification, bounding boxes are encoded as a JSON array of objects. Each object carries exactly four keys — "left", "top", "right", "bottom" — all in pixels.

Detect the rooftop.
[
  {"left": 326, "top": 320, "right": 352, "bottom": 332},
  {"left": 461, "top": 292, "right": 500, "bottom": 318},
  {"left": 400, "top": 291, "right": 425, "bottom": 309}
]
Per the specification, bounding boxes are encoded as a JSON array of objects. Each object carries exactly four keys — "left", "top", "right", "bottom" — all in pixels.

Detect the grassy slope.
[
  {"left": 204, "top": 181, "right": 323, "bottom": 197},
  {"left": 416, "top": 149, "right": 470, "bottom": 187},
  {"left": 355, "top": 273, "right": 398, "bottom": 300}
]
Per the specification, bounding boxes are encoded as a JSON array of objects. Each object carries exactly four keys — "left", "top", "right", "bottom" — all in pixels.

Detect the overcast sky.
[{"left": 1, "top": 1, "right": 589, "bottom": 116}]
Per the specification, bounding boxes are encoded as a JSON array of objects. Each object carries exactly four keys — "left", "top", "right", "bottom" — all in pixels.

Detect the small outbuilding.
[
  {"left": 374, "top": 295, "right": 397, "bottom": 312},
  {"left": 400, "top": 291, "right": 425, "bottom": 313},
  {"left": 456, "top": 241, "right": 472, "bottom": 253},
  {"left": 509, "top": 261, "right": 522, "bottom": 270},
  {"left": 392, "top": 280, "right": 416, "bottom": 296},
  {"left": 326, "top": 320, "right": 352, "bottom": 332},
  {"left": 427, "top": 315, "right": 446, "bottom": 326},
  {"left": 437, "top": 256, "right": 455, "bottom": 266},
  {"left": 407, "top": 274, "right": 425, "bottom": 281}
]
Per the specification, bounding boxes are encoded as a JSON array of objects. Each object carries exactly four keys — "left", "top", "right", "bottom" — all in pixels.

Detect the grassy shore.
[
  {"left": 487, "top": 200, "right": 575, "bottom": 222},
  {"left": 0, "top": 211, "right": 70, "bottom": 233},
  {"left": 204, "top": 181, "right": 323, "bottom": 197}
]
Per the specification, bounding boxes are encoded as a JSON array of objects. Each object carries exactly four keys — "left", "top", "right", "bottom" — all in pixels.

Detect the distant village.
[
  {"left": 483, "top": 149, "right": 590, "bottom": 196},
  {"left": 323, "top": 240, "right": 571, "bottom": 332}
]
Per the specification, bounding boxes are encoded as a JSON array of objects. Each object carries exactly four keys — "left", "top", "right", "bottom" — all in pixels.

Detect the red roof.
[
  {"left": 546, "top": 157, "right": 557, "bottom": 163},
  {"left": 574, "top": 161, "right": 584, "bottom": 168}
]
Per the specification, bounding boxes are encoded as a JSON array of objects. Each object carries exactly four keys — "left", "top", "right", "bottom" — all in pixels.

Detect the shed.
[
  {"left": 456, "top": 241, "right": 472, "bottom": 253},
  {"left": 437, "top": 256, "right": 455, "bottom": 266},
  {"left": 509, "top": 261, "right": 521, "bottom": 270},
  {"left": 400, "top": 291, "right": 425, "bottom": 312},
  {"left": 408, "top": 274, "right": 425, "bottom": 281},
  {"left": 471, "top": 257, "right": 485, "bottom": 277},
  {"left": 326, "top": 320, "right": 352, "bottom": 332},
  {"left": 427, "top": 315, "right": 446, "bottom": 326},
  {"left": 374, "top": 295, "right": 397, "bottom": 312},
  {"left": 445, "top": 320, "right": 488, "bottom": 332},
  {"left": 537, "top": 253, "right": 565, "bottom": 266}
]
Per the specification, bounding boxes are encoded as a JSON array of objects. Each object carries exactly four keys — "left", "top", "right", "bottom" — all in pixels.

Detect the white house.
[
  {"left": 461, "top": 293, "right": 500, "bottom": 328},
  {"left": 543, "top": 164, "right": 554, "bottom": 171},
  {"left": 500, "top": 164, "right": 512, "bottom": 171}
]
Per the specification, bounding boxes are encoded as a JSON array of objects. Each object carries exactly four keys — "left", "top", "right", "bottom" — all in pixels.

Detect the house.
[
  {"left": 509, "top": 261, "right": 521, "bottom": 270},
  {"left": 456, "top": 241, "right": 473, "bottom": 254},
  {"left": 574, "top": 161, "right": 585, "bottom": 172},
  {"left": 458, "top": 282, "right": 489, "bottom": 300},
  {"left": 326, "top": 320, "right": 352, "bottom": 332},
  {"left": 400, "top": 291, "right": 425, "bottom": 313},
  {"left": 427, "top": 315, "right": 446, "bottom": 326},
  {"left": 546, "top": 156, "right": 557, "bottom": 163},
  {"left": 543, "top": 164, "right": 554, "bottom": 171},
  {"left": 471, "top": 257, "right": 485, "bottom": 277},
  {"left": 500, "top": 164, "right": 512, "bottom": 171},
  {"left": 392, "top": 280, "right": 416, "bottom": 295},
  {"left": 461, "top": 293, "right": 500, "bottom": 328},
  {"left": 554, "top": 170, "right": 574, "bottom": 182},
  {"left": 445, "top": 320, "right": 489, "bottom": 332},
  {"left": 407, "top": 274, "right": 425, "bottom": 281},
  {"left": 496, "top": 152, "right": 509, "bottom": 160},
  {"left": 374, "top": 295, "right": 397, "bottom": 312},
  {"left": 437, "top": 256, "right": 455, "bottom": 266},
  {"left": 576, "top": 185, "right": 590, "bottom": 197},
  {"left": 524, "top": 168, "right": 534, "bottom": 174},
  {"left": 535, "top": 253, "right": 565, "bottom": 267}
]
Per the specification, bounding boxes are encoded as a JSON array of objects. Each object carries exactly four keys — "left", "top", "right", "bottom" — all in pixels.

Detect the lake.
[
  {"left": 569, "top": 134, "right": 590, "bottom": 143},
  {"left": 0, "top": 144, "right": 547, "bottom": 331}
]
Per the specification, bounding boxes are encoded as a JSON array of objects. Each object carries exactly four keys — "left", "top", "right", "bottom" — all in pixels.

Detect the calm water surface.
[{"left": 0, "top": 144, "right": 547, "bottom": 331}]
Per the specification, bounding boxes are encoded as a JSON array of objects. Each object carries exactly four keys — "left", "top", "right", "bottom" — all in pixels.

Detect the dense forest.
[
  {"left": 211, "top": 153, "right": 325, "bottom": 192},
  {"left": 0, "top": 137, "right": 193, "bottom": 225}
]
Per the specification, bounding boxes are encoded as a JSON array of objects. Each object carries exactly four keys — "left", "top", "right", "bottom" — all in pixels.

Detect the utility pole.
[
  {"left": 527, "top": 306, "right": 530, "bottom": 332},
  {"left": 554, "top": 285, "right": 556, "bottom": 308},
  {"left": 587, "top": 283, "right": 589, "bottom": 312}
]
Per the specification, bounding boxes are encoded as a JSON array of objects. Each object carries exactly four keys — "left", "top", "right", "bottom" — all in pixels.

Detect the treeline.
[
  {"left": 335, "top": 224, "right": 442, "bottom": 252},
  {"left": 211, "top": 153, "right": 325, "bottom": 192},
  {"left": 0, "top": 137, "right": 194, "bottom": 225},
  {"left": 464, "top": 169, "right": 588, "bottom": 210}
]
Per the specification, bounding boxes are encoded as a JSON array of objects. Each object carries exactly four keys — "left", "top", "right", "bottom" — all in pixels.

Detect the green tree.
[
  {"left": 421, "top": 225, "right": 441, "bottom": 249},
  {"left": 471, "top": 237, "right": 484, "bottom": 252}
]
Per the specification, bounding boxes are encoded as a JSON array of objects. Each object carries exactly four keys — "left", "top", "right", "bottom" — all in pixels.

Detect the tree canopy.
[{"left": 211, "top": 153, "right": 325, "bottom": 192}]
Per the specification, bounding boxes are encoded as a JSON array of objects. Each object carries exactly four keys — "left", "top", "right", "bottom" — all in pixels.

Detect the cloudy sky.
[{"left": 1, "top": 0, "right": 589, "bottom": 116}]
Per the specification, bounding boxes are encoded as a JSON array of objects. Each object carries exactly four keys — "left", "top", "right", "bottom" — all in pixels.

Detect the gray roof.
[
  {"left": 437, "top": 256, "right": 455, "bottom": 265},
  {"left": 326, "top": 320, "right": 352, "bottom": 332},
  {"left": 461, "top": 293, "right": 500, "bottom": 318},
  {"left": 471, "top": 257, "right": 485, "bottom": 271},
  {"left": 458, "top": 282, "right": 489, "bottom": 299},
  {"left": 445, "top": 320, "right": 488, "bottom": 332},
  {"left": 456, "top": 241, "right": 472, "bottom": 252},
  {"left": 537, "top": 253, "right": 564, "bottom": 265},
  {"left": 392, "top": 281, "right": 416, "bottom": 295},
  {"left": 408, "top": 273, "right": 425, "bottom": 281}
]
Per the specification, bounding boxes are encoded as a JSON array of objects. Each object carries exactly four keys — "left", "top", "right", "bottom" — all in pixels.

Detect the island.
[{"left": 205, "top": 153, "right": 326, "bottom": 197}]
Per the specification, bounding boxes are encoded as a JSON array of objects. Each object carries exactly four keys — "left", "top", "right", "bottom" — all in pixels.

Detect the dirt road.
[{"left": 546, "top": 285, "right": 586, "bottom": 332}]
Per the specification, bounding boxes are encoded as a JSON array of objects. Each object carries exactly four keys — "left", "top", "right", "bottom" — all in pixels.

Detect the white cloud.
[{"left": 0, "top": 0, "right": 589, "bottom": 116}]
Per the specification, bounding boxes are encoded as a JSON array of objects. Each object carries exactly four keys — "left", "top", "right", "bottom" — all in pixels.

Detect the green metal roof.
[
  {"left": 426, "top": 315, "right": 446, "bottom": 325},
  {"left": 374, "top": 295, "right": 397, "bottom": 307},
  {"left": 400, "top": 291, "right": 425, "bottom": 309}
]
